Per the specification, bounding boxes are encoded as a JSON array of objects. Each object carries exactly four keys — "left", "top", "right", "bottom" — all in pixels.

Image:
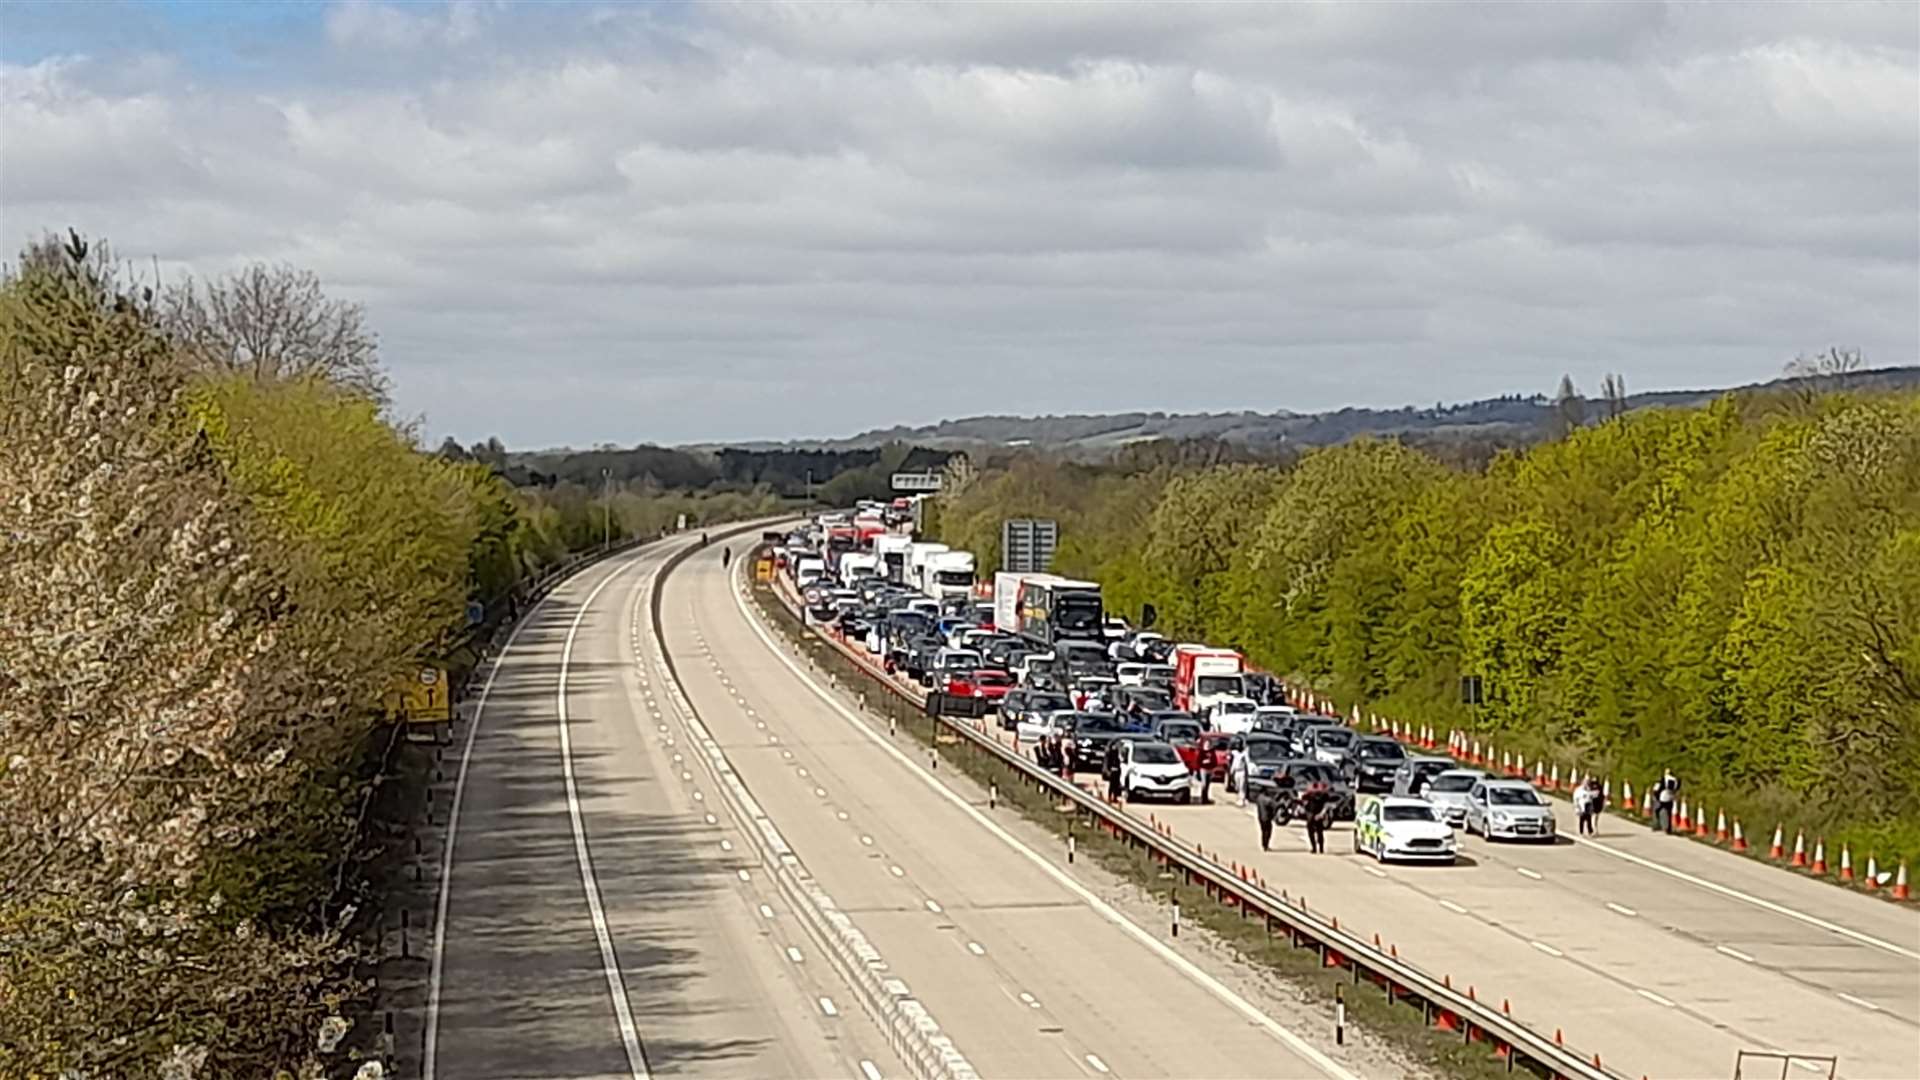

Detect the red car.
[
  {"left": 1193, "top": 731, "right": 1235, "bottom": 782},
  {"left": 945, "top": 668, "right": 1013, "bottom": 702}
]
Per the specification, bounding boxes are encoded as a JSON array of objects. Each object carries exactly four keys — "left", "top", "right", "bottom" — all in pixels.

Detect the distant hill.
[{"left": 735, "top": 367, "right": 1920, "bottom": 454}]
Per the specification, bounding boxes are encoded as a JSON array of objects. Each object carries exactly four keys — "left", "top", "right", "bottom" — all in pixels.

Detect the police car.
[{"left": 1351, "top": 794, "right": 1458, "bottom": 863}]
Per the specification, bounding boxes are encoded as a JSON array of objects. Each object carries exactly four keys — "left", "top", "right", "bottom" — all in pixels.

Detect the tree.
[
  {"left": 1599, "top": 373, "right": 1628, "bottom": 420},
  {"left": 162, "top": 263, "right": 388, "bottom": 402},
  {"left": 1546, "top": 374, "right": 1587, "bottom": 439}
]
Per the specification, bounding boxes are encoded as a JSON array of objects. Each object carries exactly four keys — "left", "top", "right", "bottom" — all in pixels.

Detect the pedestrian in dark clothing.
[
  {"left": 1104, "top": 740, "right": 1125, "bottom": 801},
  {"left": 1195, "top": 742, "right": 1215, "bottom": 805},
  {"left": 1653, "top": 770, "right": 1680, "bottom": 834},
  {"left": 1256, "top": 773, "right": 1294, "bottom": 851},
  {"left": 1300, "top": 783, "right": 1332, "bottom": 853},
  {"left": 721, "top": 546, "right": 731, "bottom": 567}
]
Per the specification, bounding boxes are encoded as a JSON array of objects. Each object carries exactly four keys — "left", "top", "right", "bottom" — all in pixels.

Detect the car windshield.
[
  {"left": 1247, "top": 742, "right": 1290, "bottom": 763},
  {"left": 935, "top": 570, "right": 972, "bottom": 586},
  {"left": 1385, "top": 805, "right": 1439, "bottom": 822},
  {"left": 1429, "top": 774, "right": 1479, "bottom": 793},
  {"left": 1313, "top": 729, "right": 1355, "bottom": 747},
  {"left": 1196, "top": 675, "right": 1242, "bottom": 696},
  {"left": 1158, "top": 721, "right": 1202, "bottom": 741},
  {"left": 1029, "top": 694, "right": 1071, "bottom": 711},
  {"left": 1489, "top": 787, "right": 1546, "bottom": 806},
  {"left": 943, "top": 652, "right": 980, "bottom": 667},
  {"left": 1057, "top": 597, "right": 1103, "bottom": 633},
  {"left": 1358, "top": 741, "right": 1405, "bottom": 760},
  {"left": 1134, "top": 744, "right": 1180, "bottom": 765}
]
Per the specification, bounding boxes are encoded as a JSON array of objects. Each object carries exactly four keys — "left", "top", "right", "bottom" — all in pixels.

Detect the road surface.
[
  {"left": 659, "top": 551, "right": 1361, "bottom": 1079},
  {"left": 814, "top": 614, "right": 1920, "bottom": 1080},
  {"left": 428, "top": 536, "right": 897, "bottom": 1079}
]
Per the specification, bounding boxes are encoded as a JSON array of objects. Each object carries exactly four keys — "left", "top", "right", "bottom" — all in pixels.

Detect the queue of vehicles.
[{"left": 778, "top": 509, "right": 1559, "bottom": 860}]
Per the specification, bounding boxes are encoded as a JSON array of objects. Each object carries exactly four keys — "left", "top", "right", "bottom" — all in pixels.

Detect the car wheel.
[{"left": 1176, "top": 789, "right": 1191, "bottom": 805}]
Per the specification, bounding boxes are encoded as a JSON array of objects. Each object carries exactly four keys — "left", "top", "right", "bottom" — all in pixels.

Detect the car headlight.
[{"left": 1492, "top": 812, "right": 1512, "bottom": 825}]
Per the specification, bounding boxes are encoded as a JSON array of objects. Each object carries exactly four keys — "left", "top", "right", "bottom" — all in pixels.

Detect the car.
[
  {"left": 944, "top": 667, "right": 1012, "bottom": 704},
  {"left": 1249, "top": 705, "right": 1298, "bottom": 734},
  {"left": 1390, "top": 755, "right": 1460, "bottom": 798},
  {"left": 1352, "top": 795, "right": 1458, "bottom": 863},
  {"left": 1107, "top": 685, "right": 1171, "bottom": 715},
  {"left": 1070, "top": 713, "right": 1151, "bottom": 769},
  {"left": 1350, "top": 736, "right": 1409, "bottom": 793},
  {"left": 1119, "top": 740, "right": 1193, "bottom": 803},
  {"left": 1422, "top": 768, "right": 1486, "bottom": 826},
  {"left": 1027, "top": 711, "right": 1081, "bottom": 770},
  {"left": 1207, "top": 696, "right": 1260, "bottom": 734},
  {"left": 1247, "top": 759, "right": 1356, "bottom": 820},
  {"left": 999, "top": 688, "right": 1071, "bottom": 732},
  {"left": 1114, "top": 662, "right": 1153, "bottom": 686},
  {"left": 1297, "top": 723, "right": 1357, "bottom": 768},
  {"left": 1464, "top": 779, "right": 1557, "bottom": 841},
  {"left": 1227, "top": 734, "right": 1292, "bottom": 793},
  {"left": 1191, "top": 730, "right": 1238, "bottom": 781},
  {"left": 928, "top": 647, "right": 983, "bottom": 687}
]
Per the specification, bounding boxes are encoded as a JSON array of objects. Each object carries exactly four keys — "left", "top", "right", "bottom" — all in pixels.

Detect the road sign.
[
  {"left": 891, "top": 472, "right": 943, "bottom": 492},
  {"left": 385, "top": 665, "right": 452, "bottom": 723},
  {"left": 1001, "top": 518, "right": 1058, "bottom": 574},
  {"left": 676, "top": 513, "right": 688, "bottom": 531},
  {"left": 754, "top": 557, "right": 775, "bottom": 581}
]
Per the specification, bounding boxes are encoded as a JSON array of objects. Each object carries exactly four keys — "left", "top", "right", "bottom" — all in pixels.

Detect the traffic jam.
[{"left": 779, "top": 505, "right": 1560, "bottom": 864}]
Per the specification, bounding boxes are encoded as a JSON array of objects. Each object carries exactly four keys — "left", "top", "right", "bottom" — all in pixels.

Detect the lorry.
[
  {"left": 1171, "top": 644, "right": 1244, "bottom": 713},
  {"left": 874, "top": 534, "right": 914, "bottom": 583},
  {"left": 1008, "top": 573, "right": 1104, "bottom": 646},
  {"left": 920, "top": 550, "right": 976, "bottom": 600},
  {"left": 906, "top": 542, "right": 950, "bottom": 594},
  {"left": 838, "top": 551, "right": 881, "bottom": 588}
]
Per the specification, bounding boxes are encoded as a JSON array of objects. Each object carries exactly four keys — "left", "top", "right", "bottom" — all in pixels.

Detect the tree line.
[
  {"left": 0, "top": 233, "right": 776, "bottom": 1076},
  {"left": 933, "top": 377, "right": 1920, "bottom": 870}
]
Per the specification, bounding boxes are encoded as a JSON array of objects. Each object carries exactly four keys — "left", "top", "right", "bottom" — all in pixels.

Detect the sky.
[{"left": 3, "top": 1, "right": 1916, "bottom": 447}]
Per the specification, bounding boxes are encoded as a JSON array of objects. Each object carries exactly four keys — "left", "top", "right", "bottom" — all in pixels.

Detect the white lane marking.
[
  {"left": 692, "top": 791, "right": 704, "bottom": 802},
  {"left": 704, "top": 814, "right": 717, "bottom": 824},
  {"left": 737, "top": 869, "right": 750, "bottom": 882},
  {"left": 732, "top": 581, "right": 1363, "bottom": 1080},
  {"left": 925, "top": 899, "right": 943, "bottom": 913},
  {"left": 1440, "top": 899, "right": 1469, "bottom": 914},
  {"left": 720, "top": 839, "right": 733, "bottom": 852},
  {"left": 860, "top": 1061, "right": 883, "bottom": 1080},
  {"left": 681, "top": 771, "right": 693, "bottom": 781},
  {"left": 1837, "top": 992, "right": 1881, "bottom": 1011},
  {"left": 758, "top": 904, "right": 775, "bottom": 918},
  {"left": 1019, "top": 991, "right": 1040, "bottom": 1008},
  {"left": 1792, "top": 1061, "right": 1824, "bottom": 1073},
  {"left": 818, "top": 996, "right": 839, "bottom": 1017},
  {"left": 554, "top": 556, "right": 657, "bottom": 1080},
  {"left": 889, "top": 864, "right": 906, "bottom": 877},
  {"left": 1568, "top": 834, "right": 1920, "bottom": 960},
  {"left": 1716, "top": 945, "right": 1756, "bottom": 963},
  {"left": 815, "top": 787, "right": 828, "bottom": 797},
  {"left": 967, "top": 941, "right": 986, "bottom": 956},
  {"left": 1516, "top": 867, "right": 1544, "bottom": 880},
  {"left": 1605, "top": 902, "right": 1637, "bottom": 917},
  {"left": 1085, "top": 1053, "right": 1110, "bottom": 1074},
  {"left": 860, "top": 835, "right": 874, "bottom": 846},
  {"left": 1530, "top": 941, "right": 1564, "bottom": 958},
  {"left": 1362, "top": 865, "right": 1387, "bottom": 878},
  {"left": 1637, "top": 988, "right": 1677, "bottom": 1007},
  {"left": 837, "top": 811, "right": 850, "bottom": 820},
  {"left": 798, "top": 767, "right": 809, "bottom": 777},
  {"left": 786, "top": 946, "right": 804, "bottom": 963}
]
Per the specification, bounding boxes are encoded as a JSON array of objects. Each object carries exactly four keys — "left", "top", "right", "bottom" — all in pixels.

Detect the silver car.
[
  {"left": 1464, "top": 778, "right": 1557, "bottom": 841},
  {"left": 1422, "top": 768, "right": 1486, "bottom": 826}
]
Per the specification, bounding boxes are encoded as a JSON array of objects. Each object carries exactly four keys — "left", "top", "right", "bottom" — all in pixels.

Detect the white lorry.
[
  {"left": 906, "top": 542, "right": 950, "bottom": 594},
  {"left": 874, "top": 533, "right": 914, "bottom": 584},
  {"left": 839, "top": 551, "right": 881, "bottom": 588},
  {"left": 921, "top": 550, "right": 976, "bottom": 600}
]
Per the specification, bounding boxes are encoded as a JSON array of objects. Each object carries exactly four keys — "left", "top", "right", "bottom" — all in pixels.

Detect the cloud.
[{"left": 1, "top": 0, "right": 1914, "bottom": 446}]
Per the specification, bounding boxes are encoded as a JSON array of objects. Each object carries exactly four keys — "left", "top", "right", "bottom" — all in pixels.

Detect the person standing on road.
[
  {"left": 1301, "top": 782, "right": 1332, "bottom": 853},
  {"left": 1653, "top": 769, "right": 1680, "bottom": 834},
  {"left": 1104, "top": 739, "right": 1125, "bottom": 802},
  {"left": 1194, "top": 740, "right": 1215, "bottom": 805},
  {"left": 1256, "top": 769, "right": 1294, "bottom": 851},
  {"left": 721, "top": 546, "right": 731, "bottom": 568},
  {"left": 1230, "top": 740, "right": 1249, "bottom": 807},
  {"left": 1574, "top": 777, "right": 1598, "bottom": 835}
]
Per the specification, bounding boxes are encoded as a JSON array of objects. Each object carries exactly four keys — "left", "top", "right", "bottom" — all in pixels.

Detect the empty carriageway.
[{"left": 657, "top": 548, "right": 1371, "bottom": 1079}]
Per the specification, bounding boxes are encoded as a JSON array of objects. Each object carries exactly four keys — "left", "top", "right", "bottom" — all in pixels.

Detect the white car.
[
  {"left": 1120, "top": 740, "right": 1192, "bottom": 803},
  {"left": 1016, "top": 709, "right": 1078, "bottom": 748},
  {"left": 1352, "top": 795, "right": 1458, "bottom": 863},
  {"left": 1207, "top": 696, "right": 1259, "bottom": 734}
]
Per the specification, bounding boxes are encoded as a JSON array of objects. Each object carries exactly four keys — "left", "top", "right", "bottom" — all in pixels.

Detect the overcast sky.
[{"left": 4, "top": 1, "right": 1916, "bottom": 447}]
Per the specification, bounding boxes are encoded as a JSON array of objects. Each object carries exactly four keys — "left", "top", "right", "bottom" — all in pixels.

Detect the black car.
[
  {"left": 903, "top": 636, "right": 945, "bottom": 684},
  {"left": 999, "top": 688, "right": 1071, "bottom": 732},
  {"left": 1228, "top": 735, "right": 1294, "bottom": 793},
  {"left": 985, "top": 639, "right": 1035, "bottom": 669},
  {"left": 1350, "top": 736, "right": 1409, "bottom": 793},
  {"left": 1069, "top": 713, "right": 1152, "bottom": 769},
  {"left": 1107, "top": 685, "right": 1171, "bottom": 715},
  {"left": 1248, "top": 759, "right": 1357, "bottom": 821}
]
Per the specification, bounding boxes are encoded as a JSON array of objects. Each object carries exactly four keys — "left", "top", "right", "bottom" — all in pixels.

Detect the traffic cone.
[
  {"left": 1769, "top": 825, "right": 1784, "bottom": 860},
  {"left": 1791, "top": 830, "right": 1807, "bottom": 867},
  {"left": 1839, "top": 845, "right": 1853, "bottom": 883},
  {"left": 1732, "top": 820, "right": 1747, "bottom": 852},
  {"left": 1694, "top": 808, "right": 1710, "bottom": 839},
  {"left": 1621, "top": 779, "right": 1633, "bottom": 814},
  {"left": 1500, "top": 750, "right": 1510, "bottom": 774},
  {"left": 1604, "top": 778, "right": 1614, "bottom": 808},
  {"left": 1894, "top": 862, "right": 1909, "bottom": 901},
  {"left": 1864, "top": 855, "right": 1880, "bottom": 891},
  {"left": 1536, "top": 760, "right": 1548, "bottom": 788},
  {"left": 1642, "top": 789, "right": 1654, "bottom": 817},
  {"left": 1811, "top": 838, "right": 1826, "bottom": 875},
  {"left": 1715, "top": 809, "right": 1728, "bottom": 843}
]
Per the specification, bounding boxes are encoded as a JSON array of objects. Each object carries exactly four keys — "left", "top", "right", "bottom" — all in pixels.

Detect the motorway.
[
  {"left": 823, "top": 628, "right": 1920, "bottom": 1079},
  {"left": 426, "top": 533, "right": 1370, "bottom": 1079}
]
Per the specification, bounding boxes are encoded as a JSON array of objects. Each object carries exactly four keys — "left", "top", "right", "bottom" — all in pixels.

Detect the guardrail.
[{"left": 760, "top": 561, "right": 1626, "bottom": 1080}]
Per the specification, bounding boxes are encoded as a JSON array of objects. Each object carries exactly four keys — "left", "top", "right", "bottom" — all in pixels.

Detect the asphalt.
[
  {"left": 827, "top": 629, "right": 1920, "bottom": 1080},
  {"left": 428, "top": 539, "right": 896, "bottom": 1080},
  {"left": 661, "top": 552, "right": 1361, "bottom": 1080}
]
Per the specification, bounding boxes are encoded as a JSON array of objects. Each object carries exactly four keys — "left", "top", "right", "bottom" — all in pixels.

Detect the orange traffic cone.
[
  {"left": 1811, "top": 838, "right": 1827, "bottom": 875},
  {"left": 1676, "top": 799, "right": 1690, "bottom": 832},
  {"left": 1839, "top": 845, "right": 1854, "bottom": 883},
  {"left": 1714, "top": 809, "right": 1727, "bottom": 843},
  {"left": 1641, "top": 789, "right": 1654, "bottom": 817},
  {"left": 1769, "top": 825, "right": 1784, "bottom": 860},
  {"left": 1864, "top": 855, "right": 1880, "bottom": 891},
  {"left": 1695, "top": 808, "right": 1710, "bottom": 839},
  {"left": 1791, "top": 830, "right": 1807, "bottom": 867},
  {"left": 1894, "top": 862, "right": 1910, "bottom": 901},
  {"left": 1731, "top": 820, "right": 1747, "bottom": 852},
  {"left": 1622, "top": 779, "right": 1635, "bottom": 815}
]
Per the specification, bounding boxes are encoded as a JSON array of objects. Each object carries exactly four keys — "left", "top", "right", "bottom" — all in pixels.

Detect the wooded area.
[
  {"left": 933, "top": 387, "right": 1920, "bottom": 869},
  {"left": 0, "top": 234, "right": 774, "bottom": 1076}
]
